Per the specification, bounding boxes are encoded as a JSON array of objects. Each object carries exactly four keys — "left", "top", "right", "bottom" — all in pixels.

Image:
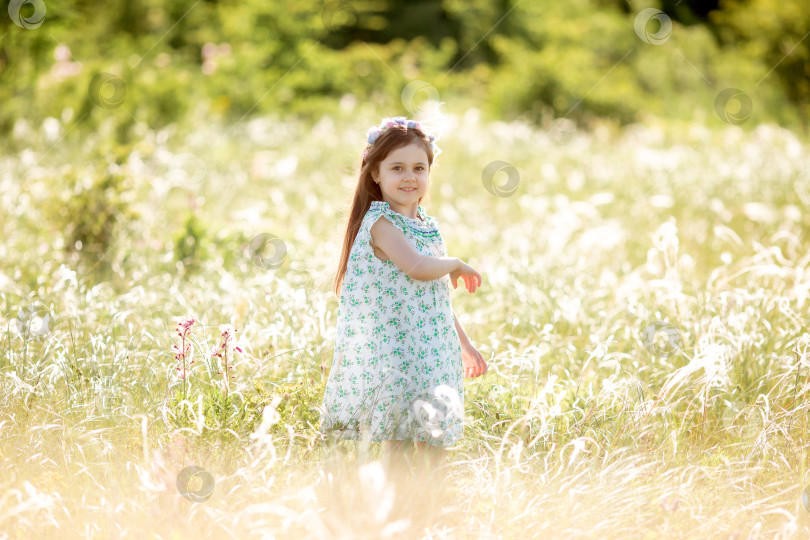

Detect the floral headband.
[{"left": 362, "top": 116, "right": 441, "bottom": 161}]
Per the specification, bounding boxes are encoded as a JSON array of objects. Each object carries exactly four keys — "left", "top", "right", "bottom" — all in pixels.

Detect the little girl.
[{"left": 319, "top": 116, "right": 487, "bottom": 471}]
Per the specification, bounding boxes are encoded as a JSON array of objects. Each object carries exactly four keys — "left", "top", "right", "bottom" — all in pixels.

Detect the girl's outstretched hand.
[
  {"left": 461, "top": 342, "right": 487, "bottom": 378},
  {"left": 450, "top": 260, "right": 482, "bottom": 293}
]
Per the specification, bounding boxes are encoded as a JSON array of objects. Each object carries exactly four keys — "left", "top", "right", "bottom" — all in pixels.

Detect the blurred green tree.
[{"left": 711, "top": 0, "right": 810, "bottom": 123}]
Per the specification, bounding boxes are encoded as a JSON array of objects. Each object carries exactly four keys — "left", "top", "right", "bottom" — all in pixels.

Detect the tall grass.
[{"left": 1, "top": 106, "right": 809, "bottom": 538}]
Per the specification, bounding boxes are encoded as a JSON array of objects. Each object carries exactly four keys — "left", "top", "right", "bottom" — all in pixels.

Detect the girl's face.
[{"left": 372, "top": 142, "right": 430, "bottom": 209}]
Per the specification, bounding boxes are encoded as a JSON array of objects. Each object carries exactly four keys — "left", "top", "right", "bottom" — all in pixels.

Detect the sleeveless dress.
[{"left": 318, "top": 200, "right": 464, "bottom": 447}]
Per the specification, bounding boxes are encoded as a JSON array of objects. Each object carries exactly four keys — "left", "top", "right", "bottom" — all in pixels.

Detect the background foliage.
[{"left": 1, "top": 0, "right": 808, "bottom": 141}]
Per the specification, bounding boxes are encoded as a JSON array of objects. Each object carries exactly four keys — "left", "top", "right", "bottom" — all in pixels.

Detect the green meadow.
[
  {"left": 2, "top": 0, "right": 810, "bottom": 538},
  {"left": 4, "top": 106, "right": 810, "bottom": 537}
]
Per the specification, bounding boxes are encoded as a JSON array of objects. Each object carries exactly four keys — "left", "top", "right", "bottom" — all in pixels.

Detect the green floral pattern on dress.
[{"left": 319, "top": 200, "right": 464, "bottom": 447}]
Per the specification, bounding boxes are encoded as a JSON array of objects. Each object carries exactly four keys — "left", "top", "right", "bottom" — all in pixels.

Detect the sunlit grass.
[{"left": 2, "top": 105, "right": 810, "bottom": 538}]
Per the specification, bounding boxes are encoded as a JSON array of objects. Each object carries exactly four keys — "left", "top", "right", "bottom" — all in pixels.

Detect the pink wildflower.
[
  {"left": 211, "top": 324, "right": 242, "bottom": 396},
  {"left": 174, "top": 316, "right": 196, "bottom": 381}
]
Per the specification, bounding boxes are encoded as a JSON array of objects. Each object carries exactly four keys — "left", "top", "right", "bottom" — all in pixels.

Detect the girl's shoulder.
[
  {"left": 365, "top": 200, "right": 437, "bottom": 227},
  {"left": 363, "top": 200, "right": 443, "bottom": 246}
]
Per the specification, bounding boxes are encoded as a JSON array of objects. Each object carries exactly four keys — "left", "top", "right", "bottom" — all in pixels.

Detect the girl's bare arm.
[
  {"left": 453, "top": 313, "right": 471, "bottom": 347},
  {"left": 370, "top": 216, "right": 460, "bottom": 281}
]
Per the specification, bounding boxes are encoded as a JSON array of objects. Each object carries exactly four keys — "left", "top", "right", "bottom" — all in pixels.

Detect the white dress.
[{"left": 318, "top": 200, "right": 464, "bottom": 447}]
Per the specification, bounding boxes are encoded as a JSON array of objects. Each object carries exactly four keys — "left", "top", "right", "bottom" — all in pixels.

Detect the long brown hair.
[{"left": 332, "top": 123, "right": 436, "bottom": 297}]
